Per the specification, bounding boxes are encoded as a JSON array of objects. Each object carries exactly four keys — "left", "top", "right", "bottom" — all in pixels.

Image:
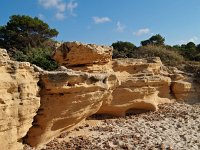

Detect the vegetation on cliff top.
[
  {"left": 112, "top": 34, "right": 200, "bottom": 76},
  {"left": 0, "top": 15, "right": 200, "bottom": 75}
]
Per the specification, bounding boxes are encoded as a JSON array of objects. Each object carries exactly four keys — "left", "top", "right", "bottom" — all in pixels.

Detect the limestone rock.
[
  {"left": 25, "top": 70, "right": 111, "bottom": 148},
  {"left": 52, "top": 41, "right": 113, "bottom": 67},
  {"left": 171, "top": 80, "right": 200, "bottom": 102},
  {"left": 1, "top": 42, "right": 199, "bottom": 149},
  {"left": 98, "top": 58, "right": 172, "bottom": 116},
  {"left": 26, "top": 48, "right": 177, "bottom": 147},
  {"left": 0, "top": 50, "right": 40, "bottom": 150}
]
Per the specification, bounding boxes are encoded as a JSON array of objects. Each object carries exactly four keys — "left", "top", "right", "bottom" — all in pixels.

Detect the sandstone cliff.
[
  {"left": 0, "top": 49, "right": 40, "bottom": 150},
  {"left": 0, "top": 42, "right": 199, "bottom": 149},
  {"left": 26, "top": 42, "right": 199, "bottom": 148}
]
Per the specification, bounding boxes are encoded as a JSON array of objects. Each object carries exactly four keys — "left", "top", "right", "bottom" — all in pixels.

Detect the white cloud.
[
  {"left": 39, "top": 0, "right": 66, "bottom": 12},
  {"left": 38, "top": 13, "right": 45, "bottom": 20},
  {"left": 67, "top": 0, "right": 78, "bottom": 16},
  {"left": 178, "top": 36, "right": 199, "bottom": 44},
  {"left": 38, "top": 0, "right": 78, "bottom": 20},
  {"left": 189, "top": 36, "right": 198, "bottom": 43},
  {"left": 92, "top": 16, "right": 111, "bottom": 24},
  {"left": 134, "top": 28, "right": 151, "bottom": 36},
  {"left": 55, "top": 12, "right": 65, "bottom": 20},
  {"left": 116, "top": 21, "right": 125, "bottom": 32}
]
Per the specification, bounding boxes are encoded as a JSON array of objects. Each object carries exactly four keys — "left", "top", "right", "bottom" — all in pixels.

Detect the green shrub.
[
  {"left": 184, "top": 61, "right": 200, "bottom": 77},
  {"left": 12, "top": 51, "right": 28, "bottom": 62},
  {"left": 112, "top": 41, "right": 136, "bottom": 58},
  {"left": 12, "top": 47, "right": 58, "bottom": 71},
  {"left": 131, "top": 45, "right": 185, "bottom": 66}
]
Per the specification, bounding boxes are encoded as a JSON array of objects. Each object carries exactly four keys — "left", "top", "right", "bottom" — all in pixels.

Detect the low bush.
[
  {"left": 12, "top": 47, "right": 58, "bottom": 71},
  {"left": 130, "top": 45, "right": 185, "bottom": 66},
  {"left": 184, "top": 61, "right": 200, "bottom": 79}
]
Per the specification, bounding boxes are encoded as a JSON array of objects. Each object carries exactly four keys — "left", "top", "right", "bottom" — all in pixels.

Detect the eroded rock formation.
[
  {"left": 0, "top": 42, "right": 199, "bottom": 149},
  {"left": 52, "top": 41, "right": 112, "bottom": 67},
  {"left": 25, "top": 70, "right": 111, "bottom": 147},
  {"left": 0, "top": 49, "right": 40, "bottom": 150},
  {"left": 26, "top": 42, "right": 199, "bottom": 148}
]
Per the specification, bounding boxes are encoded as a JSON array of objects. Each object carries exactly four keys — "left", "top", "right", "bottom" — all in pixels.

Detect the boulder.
[{"left": 52, "top": 41, "right": 113, "bottom": 67}]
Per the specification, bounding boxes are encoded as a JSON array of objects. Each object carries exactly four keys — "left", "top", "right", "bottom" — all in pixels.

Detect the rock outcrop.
[
  {"left": 0, "top": 49, "right": 40, "bottom": 150},
  {"left": 25, "top": 70, "right": 111, "bottom": 147},
  {"left": 0, "top": 42, "right": 199, "bottom": 149},
  {"left": 25, "top": 42, "right": 200, "bottom": 148},
  {"left": 52, "top": 41, "right": 112, "bottom": 67},
  {"left": 97, "top": 58, "right": 172, "bottom": 116}
]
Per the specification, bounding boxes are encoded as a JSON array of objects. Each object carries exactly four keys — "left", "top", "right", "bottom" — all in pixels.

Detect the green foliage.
[
  {"left": 184, "top": 61, "right": 200, "bottom": 82},
  {"left": 13, "top": 47, "right": 58, "bottom": 71},
  {"left": 182, "top": 42, "right": 197, "bottom": 61},
  {"left": 112, "top": 41, "right": 136, "bottom": 58},
  {"left": 196, "top": 44, "right": 200, "bottom": 53},
  {"left": 172, "top": 42, "right": 199, "bottom": 61},
  {"left": 12, "top": 51, "right": 28, "bottom": 62},
  {"left": 0, "top": 15, "right": 59, "bottom": 71},
  {"left": 111, "top": 34, "right": 200, "bottom": 76},
  {"left": 131, "top": 45, "right": 184, "bottom": 66},
  {"left": 0, "top": 15, "right": 58, "bottom": 50},
  {"left": 194, "top": 53, "right": 200, "bottom": 61},
  {"left": 141, "top": 34, "right": 165, "bottom": 46}
]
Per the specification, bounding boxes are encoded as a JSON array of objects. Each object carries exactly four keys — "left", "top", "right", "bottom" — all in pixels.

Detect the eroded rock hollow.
[{"left": 0, "top": 42, "right": 199, "bottom": 149}]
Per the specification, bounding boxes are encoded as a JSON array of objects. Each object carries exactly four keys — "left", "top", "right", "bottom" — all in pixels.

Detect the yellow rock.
[{"left": 0, "top": 49, "right": 40, "bottom": 150}]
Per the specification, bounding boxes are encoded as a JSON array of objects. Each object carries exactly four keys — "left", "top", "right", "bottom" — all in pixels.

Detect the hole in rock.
[
  {"left": 125, "top": 108, "right": 150, "bottom": 116},
  {"left": 70, "top": 64, "right": 86, "bottom": 68},
  {"left": 103, "top": 78, "right": 107, "bottom": 84},
  {"left": 89, "top": 76, "right": 100, "bottom": 83},
  {"left": 0, "top": 98, "right": 5, "bottom": 104},
  {"left": 87, "top": 114, "right": 115, "bottom": 120},
  {"left": 18, "top": 86, "right": 21, "bottom": 92},
  {"left": 67, "top": 82, "right": 74, "bottom": 86}
]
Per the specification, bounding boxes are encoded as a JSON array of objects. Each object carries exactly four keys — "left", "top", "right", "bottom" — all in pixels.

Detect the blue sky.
[{"left": 1, "top": 0, "right": 200, "bottom": 46}]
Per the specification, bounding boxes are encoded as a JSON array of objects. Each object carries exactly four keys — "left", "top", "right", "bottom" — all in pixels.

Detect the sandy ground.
[{"left": 24, "top": 102, "right": 200, "bottom": 150}]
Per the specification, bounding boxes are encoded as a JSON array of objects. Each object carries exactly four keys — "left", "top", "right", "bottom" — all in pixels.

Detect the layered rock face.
[
  {"left": 26, "top": 70, "right": 111, "bottom": 147},
  {"left": 97, "top": 58, "right": 172, "bottom": 116},
  {"left": 0, "top": 49, "right": 40, "bottom": 150},
  {"left": 25, "top": 42, "right": 200, "bottom": 148},
  {"left": 0, "top": 42, "right": 199, "bottom": 149},
  {"left": 52, "top": 41, "right": 112, "bottom": 67}
]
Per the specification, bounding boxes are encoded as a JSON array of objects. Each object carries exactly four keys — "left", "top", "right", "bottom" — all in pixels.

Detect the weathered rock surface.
[
  {"left": 172, "top": 80, "right": 200, "bottom": 103},
  {"left": 25, "top": 70, "right": 111, "bottom": 147},
  {"left": 0, "top": 42, "right": 199, "bottom": 149},
  {"left": 52, "top": 41, "right": 113, "bottom": 67},
  {"left": 98, "top": 58, "right": 172, "bottom": 116},
  {"left": 0, "top": 49, "right": 40, "bottom": 150},
  {"left": 25, "top": 42, "right": 200, "bottom": 148}
]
